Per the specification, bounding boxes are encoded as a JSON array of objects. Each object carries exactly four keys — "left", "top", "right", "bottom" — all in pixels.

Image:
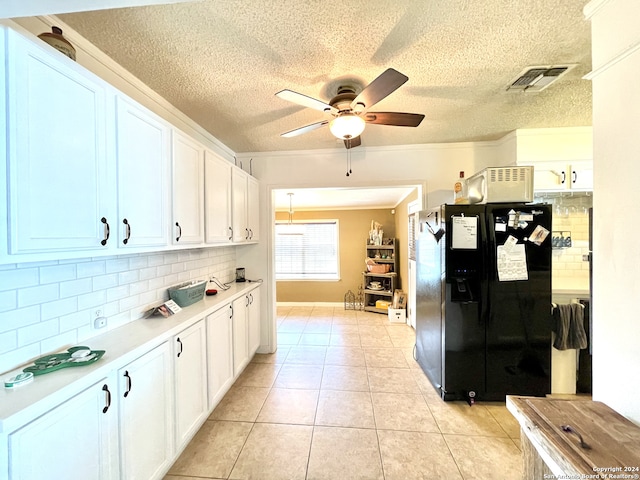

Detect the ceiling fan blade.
[
  {"left": 276, "top": 89, "right": 338, "bottom": 114},
  {"left": 363, "top": 112, "right": 425, "bottom": 127},
  {"left": 350, "top": 68, "right": 408, "bottom": 111},
  {"left": 281, "top": 120, "right": 329, "bottom": 138},
  {"left": 344, "top": 136, "right": 362, "bottom": 149}
]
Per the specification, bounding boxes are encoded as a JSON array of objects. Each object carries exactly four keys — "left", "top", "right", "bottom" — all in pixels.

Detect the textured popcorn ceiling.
[{"left": 57, "top": 0, "right": 592, "bottom": 153}]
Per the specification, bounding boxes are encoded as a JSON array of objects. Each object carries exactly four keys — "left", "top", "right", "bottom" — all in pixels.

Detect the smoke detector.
[{"left": 506, "top": 65, "right": 575, "bottom": 93}]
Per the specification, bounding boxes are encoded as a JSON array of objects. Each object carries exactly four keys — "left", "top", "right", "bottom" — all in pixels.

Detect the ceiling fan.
[{"left": 275, "top": 68, "right": 425, "bottom": 149}]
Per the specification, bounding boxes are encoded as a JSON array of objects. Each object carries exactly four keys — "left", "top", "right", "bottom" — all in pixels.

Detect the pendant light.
[{"left": 278, "top": 193, "right": 304, "bottom": 235}]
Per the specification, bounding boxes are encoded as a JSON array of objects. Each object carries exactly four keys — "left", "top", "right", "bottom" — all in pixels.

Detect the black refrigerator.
[{"left": 415, "top": 203, "right": 552, "bottom": 402}]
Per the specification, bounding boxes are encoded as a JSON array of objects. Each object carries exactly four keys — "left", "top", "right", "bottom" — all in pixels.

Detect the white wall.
[{"left": 586, "top": 0, "right": 640, "bottom": 424}]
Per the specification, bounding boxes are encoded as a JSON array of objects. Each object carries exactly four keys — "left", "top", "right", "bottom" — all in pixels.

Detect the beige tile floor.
[{"left": 165, "top": 306, "right": 524, "bottom": 480}]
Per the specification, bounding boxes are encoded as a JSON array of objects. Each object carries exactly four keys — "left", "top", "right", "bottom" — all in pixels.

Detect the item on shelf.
[
  {"left": 375, "top": 299, "right": 391, "bottom": 310},
  {"left": 37, "top": 26, "right": 76, "bottom": 61},
  {"left": 369, "top": 220, "right": 384, "bottom": 245},
  {"left": 552, "top": 231, "right": 572, "bottom": 248},
  {"left": 23, "top": 346, "right": 105, "bottom": 376},
  {"left": 168, "top": 280, "right": 207, "bottom": 307},
  {"left": 392, "top": 290, "right": 407, "bottom": 309},
  {"left": 365, "top": 257, "right": 391, "bottom": 273}
]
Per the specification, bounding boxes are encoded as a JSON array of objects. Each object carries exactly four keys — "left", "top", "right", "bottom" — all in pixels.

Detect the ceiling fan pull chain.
[
  {"left": 346, "top": 143, "right": 350, "bottom": 176},
  {"left": 349, "top": 147, "right": 353, "bottom": 174}
]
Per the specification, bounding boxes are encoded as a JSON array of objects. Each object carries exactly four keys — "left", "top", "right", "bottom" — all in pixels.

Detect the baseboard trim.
[{"left": 277, "top": 302, "right": 344, "bottom": 308}]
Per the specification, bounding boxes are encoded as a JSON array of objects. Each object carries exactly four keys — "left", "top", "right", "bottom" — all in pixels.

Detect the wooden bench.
[{"left": 507, "top": 396, "right": 640, "bottom": 479}]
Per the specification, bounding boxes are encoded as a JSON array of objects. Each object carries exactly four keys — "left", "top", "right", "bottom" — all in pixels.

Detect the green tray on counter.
[{"left": 23, "top": 346, "right": 105, "bottom": 376}]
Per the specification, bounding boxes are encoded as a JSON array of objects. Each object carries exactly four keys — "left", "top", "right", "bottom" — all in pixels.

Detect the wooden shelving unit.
[{"left": 363, "top": 239, "right": 398, "bottom": 314}]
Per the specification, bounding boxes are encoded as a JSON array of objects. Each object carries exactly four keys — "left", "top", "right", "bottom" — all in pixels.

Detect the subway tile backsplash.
[
  {"left": 0, "top": 247, "right": 236, "bottom": 374},
  {"left": 551, "top": 210, "right": 590, "bottom": 282}
]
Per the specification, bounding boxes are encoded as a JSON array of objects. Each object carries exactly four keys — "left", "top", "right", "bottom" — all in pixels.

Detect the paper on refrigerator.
[
  {"left": 497, "top": 243, "right": 528, "bottom": 281},
  {"left": 451, "top": 216, "right": 478, "bottom": 249}
]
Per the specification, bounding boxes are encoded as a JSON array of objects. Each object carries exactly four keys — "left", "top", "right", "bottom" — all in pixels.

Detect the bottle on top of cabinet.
[{"left": 454, "top": 171, "right": 468, "bottom": 204}]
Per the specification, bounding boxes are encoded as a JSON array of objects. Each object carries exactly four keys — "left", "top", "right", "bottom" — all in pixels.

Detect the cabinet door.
[
  {"left": 8, "top": 378, "right": 118, "bottom": 480},
  {"left": 116, "top": 96, "right": 170, "bottom": 248},
  {"left": 232, "top": 168, "right": 248, "bottom": 242},
  {"left": 174, "top": 319, "right": 208, "bottom": 449},
  {"left": 247, "top": 175, "right": 260, "bottom": 242},
  {"left": 172, "top": 130, "right": 204, "bottom": 245},
  {"left": 204, "top": 150, "right": 233, "bottom": 243},
  {"left": 532, "top": 164, "right": 566, "bottom": 191},
  {"left": 6, "top": 29, "right": 112, "bottom": 254},
  {"left": 206, "top": 305, "right": 234, "bottom": 409},
  {"left": 232, "top": 296, "right": 249, "bottom": 376},
  {"left": 248, "top": 288, "right": 261, "bottom": 356},
  {"left": 119, "top": 342, "right": 174, "bottom": 480},
  {"left": 569, "top": 162, "right": 593, "bottom": 190}
]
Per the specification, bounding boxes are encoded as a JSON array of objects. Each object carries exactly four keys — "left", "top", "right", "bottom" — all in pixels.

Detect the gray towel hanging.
[{"left": 552, "top": 303, "right": 588, "bottom": 350}]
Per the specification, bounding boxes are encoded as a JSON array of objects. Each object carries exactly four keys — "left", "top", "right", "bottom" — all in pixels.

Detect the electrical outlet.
[
  {"left": 94, "top": 316, "right": 107, "bottom": 329},
  {"left": 93, "top": 309, "right": 107, "bottom": 329}
]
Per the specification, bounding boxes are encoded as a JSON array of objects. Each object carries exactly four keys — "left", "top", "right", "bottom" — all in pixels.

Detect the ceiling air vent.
[{"left": 506, "top": 65, "right": 574, "bottom": 93}]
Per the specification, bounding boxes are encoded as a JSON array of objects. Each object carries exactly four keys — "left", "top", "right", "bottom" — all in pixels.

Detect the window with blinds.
[{"left": 275, "top": 220, "right": 339, "bottom": 280}]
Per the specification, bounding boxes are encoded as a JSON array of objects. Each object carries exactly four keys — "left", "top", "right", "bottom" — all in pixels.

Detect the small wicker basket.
[{"left": 366, "top": 263, "right": 391, "bottom": 274}]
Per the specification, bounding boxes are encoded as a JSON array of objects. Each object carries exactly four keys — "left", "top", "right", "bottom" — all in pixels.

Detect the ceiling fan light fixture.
[{"left": 329, "top": 113, "right": 365, "bottom": 140}]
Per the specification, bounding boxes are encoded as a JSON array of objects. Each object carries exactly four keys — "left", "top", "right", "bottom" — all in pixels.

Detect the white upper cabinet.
[
  {"left": 4, "top": 28, "right": 112, "bottom": 255},
  {"left": 232, "top": 167, "right": 259, "bottom": 243},
  {"left": 247, "top": 175, "right": 260, "bottom": 242},
  {"left": 116, "top": 96, "right": 170, "bottom": 248},
  {"left": 204, "top": 150, "right": 233, "bottom": 243},
  {"left": 531, "top": 162, "right": 593, "bottom": 191},
  {"left": 172, "top": 130, "right": 205, "bottom": 245},
  {"left": 232, "top": 167, "right": 249, "bottom": 242},
  {"left": 1, "top": 26, "right": 259, "bottom": 264}
]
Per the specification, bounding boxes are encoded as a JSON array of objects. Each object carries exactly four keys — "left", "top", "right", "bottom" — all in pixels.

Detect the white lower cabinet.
[
  {"left": 206, "top": 305, "right": 234, "bottom": 409},
  {"left": 7, "top": 377, "right": 119, "bottom": 480},
  {"left": 232, "top": 286, "right": 262, "bottom": 376},
  {"left": 248, "top": 288, "right": 261, "bottom": 356},
  {"left": 232, "top": 295, "right": 249, "bottom": 376},
  {"left": 119, "top": 342, "right": 174, "bottom": 480},
  {"left": 174, "top": 319, "right": 208, "bottom": 450},
  {"left": 3, "top": 287, "right": 262, "bottom": 479}
]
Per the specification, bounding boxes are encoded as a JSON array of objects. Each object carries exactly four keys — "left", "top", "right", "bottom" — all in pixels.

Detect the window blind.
[{"left": 275, "top": 221, "right": 339, "bottom": 280}]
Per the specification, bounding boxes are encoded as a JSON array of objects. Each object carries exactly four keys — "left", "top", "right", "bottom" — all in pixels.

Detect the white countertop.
[{"left": 0, "top": 282, "right": 260, "bottom": 434}]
